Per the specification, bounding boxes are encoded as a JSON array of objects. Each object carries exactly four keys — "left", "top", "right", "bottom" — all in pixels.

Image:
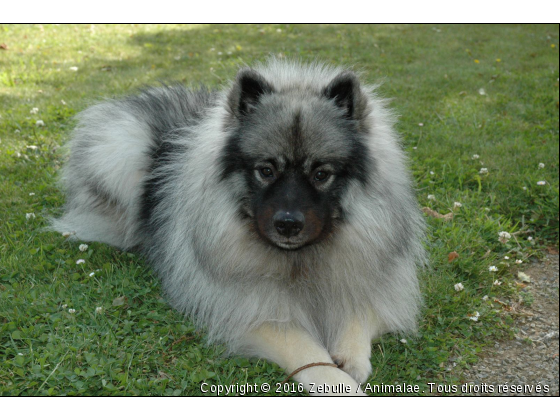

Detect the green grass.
[{"left": 0, "top": 24, "right": 558, "bottom": 396}]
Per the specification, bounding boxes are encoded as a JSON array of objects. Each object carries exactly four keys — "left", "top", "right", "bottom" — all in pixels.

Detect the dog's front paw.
[{"left": 332, "top": 354, "right": 372, "bottom": 384}]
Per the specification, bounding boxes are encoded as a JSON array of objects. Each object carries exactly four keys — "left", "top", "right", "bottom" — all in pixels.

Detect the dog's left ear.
[
  {"left": 228, "top": 68, "right": 274, "bottom": 119},
  {"left": 323, "top": 71, "right": 366, "bottom": 121}
]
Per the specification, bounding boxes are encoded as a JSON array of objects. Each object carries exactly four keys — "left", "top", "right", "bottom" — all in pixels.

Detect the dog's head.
[{"left": 221, "top": 66, "right": 372, "bottom": 250}]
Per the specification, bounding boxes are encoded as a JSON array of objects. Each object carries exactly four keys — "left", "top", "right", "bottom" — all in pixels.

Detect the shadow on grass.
[{"left": 1, "top": 24, "right": 411, "bottom": 106}]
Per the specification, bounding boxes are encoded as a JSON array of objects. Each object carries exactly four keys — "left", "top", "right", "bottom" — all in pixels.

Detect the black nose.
[{"left": 273, "top": 211, "right": 304, "bottom": 238}]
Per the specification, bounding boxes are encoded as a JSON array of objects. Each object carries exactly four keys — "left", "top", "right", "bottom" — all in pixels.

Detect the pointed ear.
[
  {"left": 323, "top": 71, "right": 364, "bottom": 120},
  {"left": 228, "top": 68, "right": 274, "bottom": 118}
]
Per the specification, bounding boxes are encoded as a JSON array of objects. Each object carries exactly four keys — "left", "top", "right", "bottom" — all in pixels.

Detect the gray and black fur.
[{"left": 52, "top": 59, "right": 425, "bottom": 360}]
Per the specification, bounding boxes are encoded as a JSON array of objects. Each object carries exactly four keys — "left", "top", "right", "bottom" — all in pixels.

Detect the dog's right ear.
[{"left": 228, "top": 68, "right": 274, "bottom": 118}]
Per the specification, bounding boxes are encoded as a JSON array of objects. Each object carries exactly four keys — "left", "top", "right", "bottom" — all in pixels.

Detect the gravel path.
[{"left": 462, "top": 252, "right": 559, "bottom": 396}]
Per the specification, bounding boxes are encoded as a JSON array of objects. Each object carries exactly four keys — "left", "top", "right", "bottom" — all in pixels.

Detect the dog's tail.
[
  {"left": 51, "top": 85, "right": 217, "bottom": 249},
  {"left": 50, "top": 99, "right": 156, "bottom": 249}
]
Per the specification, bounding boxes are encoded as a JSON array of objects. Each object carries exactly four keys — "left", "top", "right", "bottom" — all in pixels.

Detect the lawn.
[{"left": 0, "top": 24, "right": 558, "bottom": 396}]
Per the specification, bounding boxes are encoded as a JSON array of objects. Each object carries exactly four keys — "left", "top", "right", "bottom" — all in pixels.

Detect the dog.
[{"left": 52, "top": 59, "right": 425, "bottom": 395}]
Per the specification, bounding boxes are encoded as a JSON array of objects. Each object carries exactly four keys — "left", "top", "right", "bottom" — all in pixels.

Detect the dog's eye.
[
  {"left": 260, "top": 167, "right": 274, "bottom": 178},
  {"left": 314, "top": 170, "right": 329, "bottom": 182}
]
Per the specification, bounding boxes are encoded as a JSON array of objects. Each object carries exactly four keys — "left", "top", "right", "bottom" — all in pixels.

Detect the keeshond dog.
[{"left": 52, "top": 59, "right": 425, "bottom": 395}]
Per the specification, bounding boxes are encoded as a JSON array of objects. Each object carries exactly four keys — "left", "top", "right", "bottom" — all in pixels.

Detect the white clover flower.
[
  {"left": 489, "top": 266, "right": 498, "bottom": 272},
  {"left": 400, "top": 338, "right": 407, "bottom": 344},
  {"left": 69, "top": 66, "right": 78, "bottom": 71},
  {"left": 482, "top": 295, "right": 489, "bottom": 301},
  {"left": 537, "top": 181, "right": 546, "bottom": 186},
  {"left": 427, "top": 194, "right": 436, "bottom": 201},
  {"left": 515, "top": 259, "right": 523, "bottom": 264},
  {"left": 504, "top": 256, "right": 510, "bottom": 260},
  {"left": 430, "top": 171, "right": 435, "bottom": 175},
  {"left": 62, "top": 231, "right": 74, "bottom": 238},
  {"left": 468, "top": 312, "right": 480, "bottom": 321},
  {"left": 30, "top": 107, "right": 39, "bottom": 114},
  {"left": 35, "top": 120, "right": 45, "bottom": 127},
  {"left": 527, "top": 236, "right": 533, "bottom": 241},
  {"left": 498, "top": 231, "right": 511, "bottom": 244},
  {"left": 453, "top": 202, "right": 462, "bottom": 209},
  {"left": 479, "top": 168, "right": 488, "bottom": 174},
  {"left": 95, "top": 307, "right": 103, "bottom": 314},
  {"left": 454, "top": 283, "right": 464, "bottom": 292},
  {"left": 493, "top": 280, "right": 502, "bottom": 286},
  {"left": 29, "top": 192, "right": 35, "bottom": 196},
  {"left": 26, "top": 213, "right": 36, "bottom": 220},
  {"left": 76, "top": 259, "right": 85, "bottom": 265},
  {"left": 68, "top": 308, "right": 76, "bottom": 314},
  {"left": 89, "top": 272, "right": 95, "bottom": 277},
  {"left": 418, "top": 122, "right": 424, "bottom": 127},
  {"left": 538, "top": 163, "right": 545, "bottom": 169},
  {"left": 472, "top": 154, "right": 480, "bottom": 159},
  {"left": 79, "top": 244, "right": 89, "bottom": 252},
  {"left": 61, "top": 304, "right": 68, "bottom": 309},
  {"left": 478, "top": 88, "right": 486, "bottom": 95}
]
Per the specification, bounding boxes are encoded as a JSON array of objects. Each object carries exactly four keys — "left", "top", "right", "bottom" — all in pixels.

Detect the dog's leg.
[
  {"left": 330, "top": 311, "right": 385, "bottom": 384},
  {"left": 243, "top": 323, "right": 366, "bottom": 395}
]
